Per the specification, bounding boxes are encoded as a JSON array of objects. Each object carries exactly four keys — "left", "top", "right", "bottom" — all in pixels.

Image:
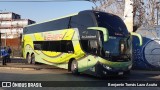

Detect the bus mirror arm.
[
  {"left": 87, "top": 27, "right": 109, "bottom": 42},
  {"left": 130, "top": 32, "right": 143, "bottom": 46}
]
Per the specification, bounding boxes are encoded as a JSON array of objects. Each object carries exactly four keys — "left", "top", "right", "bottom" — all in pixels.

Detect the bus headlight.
[{"left": 103, "top": 65, "right": 112, "bottom": 70}]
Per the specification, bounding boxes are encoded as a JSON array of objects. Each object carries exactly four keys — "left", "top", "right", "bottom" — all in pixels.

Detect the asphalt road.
[
  {"left": 0, "top": 67, "right": 159, "bottom": 90},
  {"left": 0, "top": 67, "right": 159, "bottom": 81},
  {"left": 0, "top": 58, "right": 159, "bottom": 90}
]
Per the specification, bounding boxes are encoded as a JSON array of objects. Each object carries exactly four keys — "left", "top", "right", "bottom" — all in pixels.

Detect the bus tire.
[
  {"left": 26, "top": 54, "right": 31, "bottom": 64},
  {"left": 31, "top": 54, "right": 35, "bottom": 64},
  {"left": 71, "top": 60, "right": 79, "bottom": 75}
]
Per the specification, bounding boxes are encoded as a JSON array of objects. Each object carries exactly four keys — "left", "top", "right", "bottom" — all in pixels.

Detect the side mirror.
[
  {"left": 130, "top": 32, "right": 143, "bottom": 46},
  {"left": 87, "top": 27, "right": 109, "bottom": 42}
]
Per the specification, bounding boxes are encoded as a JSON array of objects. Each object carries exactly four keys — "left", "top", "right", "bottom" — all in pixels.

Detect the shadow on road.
[{"left": 67, "top": 70, "right": 160, "bottom": 81}]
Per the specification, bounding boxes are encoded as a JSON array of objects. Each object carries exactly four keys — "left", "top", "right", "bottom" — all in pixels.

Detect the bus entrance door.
[{"left": 87, "top": 40, "right": 99, "bottom": 72}]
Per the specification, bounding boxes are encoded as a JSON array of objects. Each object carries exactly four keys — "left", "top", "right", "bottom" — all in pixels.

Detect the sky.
[{"left": 0, "top": 0, "right": 94, "bottom": 23}]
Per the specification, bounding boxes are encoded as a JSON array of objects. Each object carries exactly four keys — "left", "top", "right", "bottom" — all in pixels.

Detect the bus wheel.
[
  {"left": 71, "top": 60, "right": 79, "bottom": 75},
  {"left": 26, "top": 54, "right": 31, "bottom": 64},
  {"left": 31, "top": 54, "right": 35, "bottom": 64}
]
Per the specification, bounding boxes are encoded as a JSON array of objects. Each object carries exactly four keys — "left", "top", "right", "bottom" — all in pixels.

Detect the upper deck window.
[
  {"left": 94, "top": 11, "right": 129, "bottom": 37},
  {"left": 24, "top": 17, "right": 70, "bottom": 34},
  {"left": 70, "top": 12, "right": 95, "bottom": 29}
]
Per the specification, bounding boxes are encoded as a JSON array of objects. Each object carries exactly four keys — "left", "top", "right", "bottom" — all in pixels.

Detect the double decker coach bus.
[{"left": 22, "top": 10, "right": 142, "bottom": 77}]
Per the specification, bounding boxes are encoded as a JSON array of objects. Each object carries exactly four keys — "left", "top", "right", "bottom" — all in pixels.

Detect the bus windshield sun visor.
[{"left": 87, "top": 27, "right": 109, "bottom": 42}]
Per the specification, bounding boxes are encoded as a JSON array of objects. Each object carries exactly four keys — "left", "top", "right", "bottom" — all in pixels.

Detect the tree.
[
  {"left": 133, "top": 0, "right": 160, "bottom": 31},
  {"left": 91, "top": 0, "right": 160, "bottom": 32},
  {"left": 91, "top": 0, "right": 125, "bottom": 19},
  {"left": 133, "top": 0, "right": 145, "bottom": 31}
]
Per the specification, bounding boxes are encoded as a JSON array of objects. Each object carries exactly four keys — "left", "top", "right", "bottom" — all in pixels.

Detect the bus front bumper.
[{"left": 86, "top": 62, "right": 132, "bottom": 77}]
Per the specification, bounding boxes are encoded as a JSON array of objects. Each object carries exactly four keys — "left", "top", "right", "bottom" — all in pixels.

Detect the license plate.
[{"left": 118, "top": 72, "right": 123, "bottom": 75}]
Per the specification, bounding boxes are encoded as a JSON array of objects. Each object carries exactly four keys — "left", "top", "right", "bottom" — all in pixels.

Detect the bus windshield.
[
  {"left": 103, "top": 36, "right": 132, "bottom": 61},
  {"left": 94, "top": 11, "right": 129, "bottom": 37},
  {"left": 94, "top": 11, "right": 131, "bottom": 62}
]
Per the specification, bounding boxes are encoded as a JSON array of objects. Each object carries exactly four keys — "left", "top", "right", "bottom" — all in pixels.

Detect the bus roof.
[
  {"left": 25, "top": 10, "right": 120, "bottom": 28},
  {"left": 25, "top": 13, "right": 78, "bottom": 28}
]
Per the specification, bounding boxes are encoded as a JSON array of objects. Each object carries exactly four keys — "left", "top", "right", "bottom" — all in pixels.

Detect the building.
[{"left": 0, "top": 12, "right": 35, "bottom": 57}]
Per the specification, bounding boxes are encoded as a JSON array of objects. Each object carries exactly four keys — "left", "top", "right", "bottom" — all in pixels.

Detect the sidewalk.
[{"left": 0, "top": 58, "right": 58, "bottom": 70}]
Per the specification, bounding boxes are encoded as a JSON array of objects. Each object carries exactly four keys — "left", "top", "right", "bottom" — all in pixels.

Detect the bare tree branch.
[{"left": 91, "top": 0, "right": 159, "bottom": 32}]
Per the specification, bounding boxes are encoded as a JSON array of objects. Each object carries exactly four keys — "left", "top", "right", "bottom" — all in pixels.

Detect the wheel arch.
[{"left": 31, "top": 52, "right": 34, "bottom": 56}]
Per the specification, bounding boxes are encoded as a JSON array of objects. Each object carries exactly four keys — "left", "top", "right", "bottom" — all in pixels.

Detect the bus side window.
[
  {"left": 61, "top": 41, "right": 67, "bottom": 52},
  {"left": 42, "top": 41, "right": 49, "bottom": 51},
  {"left": 61, "top": 40, "right": 74, "bottom": 53},
  {"left": 34, "top": 41, "right": 42, "bottom": 50},
  {"left": 34, "top": 44, "right": 41, "bottom": 50},
  {"left": 33, "top": 41, "right": 74, "bottom": 53},
  {"left": 70, "top": 12, "right": 95, "bottom": 29},
  {"left": 49, "top": 41, "right": 61, "bottom": 52},
  {"left": 66, "top": 41, "right": 74, "bottom": 53},
  {"left": 80, "top": 40, "right": 89, "bottom": 53}
]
